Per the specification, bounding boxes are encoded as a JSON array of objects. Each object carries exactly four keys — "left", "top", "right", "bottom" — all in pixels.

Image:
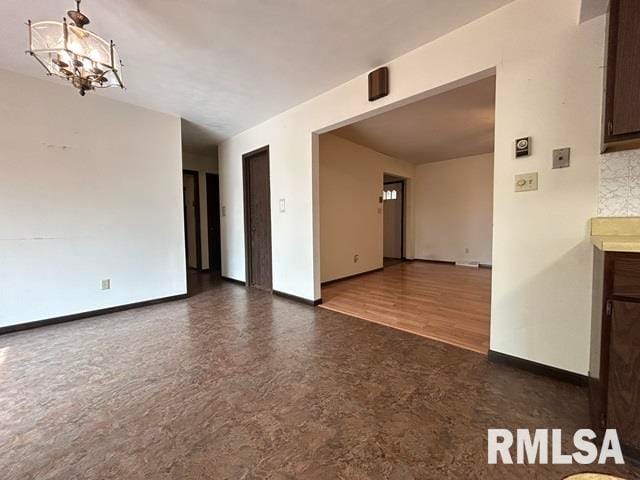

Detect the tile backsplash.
[{"left": 599, "top": 149, "right": 640, "bottom": 217}]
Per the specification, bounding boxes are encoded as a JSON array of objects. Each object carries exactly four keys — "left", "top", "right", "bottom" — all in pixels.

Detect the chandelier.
[{"left": 26, "top": 0, "right": 124, "bottom": 96}]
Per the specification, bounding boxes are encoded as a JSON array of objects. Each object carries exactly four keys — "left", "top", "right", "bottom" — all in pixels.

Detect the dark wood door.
[
  {"left": 243, "top": 148, "right": 272, "bottom": 290},
  {"left": 206, "top": 173, "right": 221, "bottom": 272},
  {"left": 607, "top": 300, "right": 640, "bottom": 451},
  {"left": 605, "top": 0, "right": 640, "bottom": 140}
]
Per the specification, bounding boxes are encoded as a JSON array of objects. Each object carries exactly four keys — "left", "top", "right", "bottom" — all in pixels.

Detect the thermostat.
[{"left": 515, "top": 137, "right": 531, "bottom": 158}]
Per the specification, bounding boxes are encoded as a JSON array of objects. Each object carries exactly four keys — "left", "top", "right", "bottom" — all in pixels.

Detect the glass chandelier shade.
[{"left": 26, "top": 2, "right": 124, "bottom": 96}]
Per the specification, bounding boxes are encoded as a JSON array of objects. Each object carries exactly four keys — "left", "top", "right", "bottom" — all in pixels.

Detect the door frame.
[
  {"left": 183, "top": 169, "right": 202, "bottom": 270},
  {"left": 383, "top": 179, "right": 405, "bottom": 259},
  {"left": 242, "top": 145, "right": 272, "bottom": 290},
  {"left": 206, "top": 173, "right": 221, "bottom": 273}
]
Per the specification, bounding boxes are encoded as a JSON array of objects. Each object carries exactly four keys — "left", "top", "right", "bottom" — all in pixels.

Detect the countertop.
[{"left": 591, "top": 217, "right": 640, "bottom": 253}]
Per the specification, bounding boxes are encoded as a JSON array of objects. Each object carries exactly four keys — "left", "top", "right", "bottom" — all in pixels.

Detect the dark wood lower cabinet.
[
  {"left": 608, "top": 301, "right": 640, "bottom": 452},
  {"left": 590, "top": 250, "right": 640, "bottom": 460}
]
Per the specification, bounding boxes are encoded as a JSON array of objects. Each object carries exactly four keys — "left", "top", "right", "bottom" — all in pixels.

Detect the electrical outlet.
[
  {"left": 353, "top": 254, "right": 359, "bottom": 263},
  {"left": 515, "top": 172, "right": 538, "bottom": 192},
  {"left": 101, "top": 279, "right": 111, "bottom": 290}
]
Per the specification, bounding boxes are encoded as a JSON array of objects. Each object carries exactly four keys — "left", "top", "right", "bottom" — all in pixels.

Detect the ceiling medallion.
[{"left": 26, "top": 0, "right": 124, "bottom": 96}]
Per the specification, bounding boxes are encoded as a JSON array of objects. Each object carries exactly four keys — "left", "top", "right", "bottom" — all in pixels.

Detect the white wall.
[
  {"left": 182, "top": 151, "right": 219, "bottom": 269},
  {"left": 319, "top": 134, "right": 414, "bottom": 282},
  {"left": 414, "top": 153, "right": 494, "bottom": 265},
  {"left": 0, "top": 69, "right": 186, "bottom": 328},
  {"left": 218, "top": 0, "right": 605, "bottom": 374}
]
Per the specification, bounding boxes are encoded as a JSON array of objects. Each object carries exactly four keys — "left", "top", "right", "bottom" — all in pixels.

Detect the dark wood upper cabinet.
[{"left": 603, "top": 0, "right": 640, "bottom": 151}]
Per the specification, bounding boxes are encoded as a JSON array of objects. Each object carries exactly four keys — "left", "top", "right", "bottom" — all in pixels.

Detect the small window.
[{"left": 391, "top": 190, "right": 397, "bottom": 200}]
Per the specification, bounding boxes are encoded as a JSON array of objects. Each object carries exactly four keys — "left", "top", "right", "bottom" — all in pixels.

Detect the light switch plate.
[
  {"left": 221, "top": 206, "right": 226, "bottom": 217},
  {"left": 101, "top": 279, "right": 111, "bottom": 290},
  {"left": 552, "top": 147, "right": 570, "bottom": 169},
  {"left": 279, "top": 198, "right": 286, "bottom": 213},
  {"left": 515, "top": 172, "right": 538, "bottom": 192}
]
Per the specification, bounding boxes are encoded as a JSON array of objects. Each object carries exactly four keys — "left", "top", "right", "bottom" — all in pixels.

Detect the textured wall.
[
  {"left": 599, "top": 150, "right": 640, "bottom": 216},
  {"left": 413, "top": 153, "right": 494, "bottom": 266},
  {"left": 0, "top": 69, "right": 186, "bottom": 328},
  {"left": 319, "top": 134, "right": 415, "bottom": 283}
]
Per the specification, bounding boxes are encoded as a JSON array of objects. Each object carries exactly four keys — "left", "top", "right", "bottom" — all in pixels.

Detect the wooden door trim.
[
  {"left": 242, "top": 146, "right": 272, "bottom": 290},
  {"left": 183, "top": 169, "right": 202, "bottom": 270}
]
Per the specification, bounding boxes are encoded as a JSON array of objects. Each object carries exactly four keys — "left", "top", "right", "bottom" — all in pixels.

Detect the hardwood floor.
[
  {"left": 321, "top": 261, "right": 491, "bottom": 354},
  {"left": 1, "top": 278, "right": 638, "bottom": 478}
]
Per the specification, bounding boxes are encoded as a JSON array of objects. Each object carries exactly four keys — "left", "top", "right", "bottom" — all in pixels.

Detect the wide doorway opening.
[{"left": 318, "top": 75, "right": 495, "bottom": 354}]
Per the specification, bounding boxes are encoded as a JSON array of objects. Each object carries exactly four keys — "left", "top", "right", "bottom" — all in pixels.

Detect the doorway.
[
  {"left": 243, "top": 146, "right": 273, "bottom": 291},
  {"left": 383, "top": 175, "right": 405, "bottom": 267},
  {"left": 317, "top": 74, "right": 495, "bottom": 354},
  {"left": 183, "top": 170, "right": 201, "bottom": 270},
  {"left": 206, "top": 173, "right": 222, "bottom": 273}
]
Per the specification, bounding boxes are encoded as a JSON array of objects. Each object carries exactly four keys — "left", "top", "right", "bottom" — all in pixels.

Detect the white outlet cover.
[{"left": 515, "top": 172, "right": 538, "bottom": 192}]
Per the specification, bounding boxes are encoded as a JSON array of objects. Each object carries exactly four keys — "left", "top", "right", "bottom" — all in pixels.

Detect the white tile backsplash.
[
  {"left": 631, "top": 157, "right": 640, "bottom": 178},
  {"left": 599, "top": 150, "right": 640, "bottom": 217},
  {"left": 600, "top": 154, "right": 630, "bottom": 179},
  {"left": 598, "top": 176, "right": 629, "bottom": 216},
  {"left": 629, "top": 177, "right": 640, "bottom": 216}
]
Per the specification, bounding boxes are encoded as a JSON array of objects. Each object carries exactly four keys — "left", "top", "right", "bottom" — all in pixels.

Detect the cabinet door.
[
  {"left": 608, "top": 300, "right": 640, "bottom": 449},
  {"left": 606, "top": 0, "right": 640, "bottom": 138},
  {"left": 612, "top": 255, "right": 640, "bottom": 300}
]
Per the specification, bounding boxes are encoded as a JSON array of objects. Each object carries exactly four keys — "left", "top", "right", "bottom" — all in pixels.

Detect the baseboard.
[
  {"left": 0, "top": 293, "right": 189, "bottom": 337},
  {"left": 221, "top": 276, "right": 246, "bottom": 286},
  {"left": 321, "top": 267, "right": 384, "bottom": 286},
  {"left": 488, "top": 350, "right": 588, "bottom": 387},
  {"left": 272, "top": 289, "right": 322, "bottom": 306},
  {"left": 411, "top": 258, "right": 492, "bottom": 269},
  {"left": 408, "top": 258, "right": 456, "bottom": 265}
]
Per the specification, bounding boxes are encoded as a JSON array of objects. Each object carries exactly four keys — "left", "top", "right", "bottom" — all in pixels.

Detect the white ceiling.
[
  {"left": 0, "top": 0, "right": 514, "bottom": 154},
  {"left": 330, "top": 76, "right": 496, "bottom": 164}
]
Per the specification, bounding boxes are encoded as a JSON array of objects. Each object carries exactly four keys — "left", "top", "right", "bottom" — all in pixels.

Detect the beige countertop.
[{"left": 591, "top": 217, "right": 640, "bottom": 252}]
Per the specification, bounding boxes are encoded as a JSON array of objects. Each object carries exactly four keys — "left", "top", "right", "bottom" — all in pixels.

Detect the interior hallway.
[
  {"left": 321, "top": 261, "right": 491, "bottom": 353},
  {"left": 0, "top": 281, "right": 635, "bottom": 479}
]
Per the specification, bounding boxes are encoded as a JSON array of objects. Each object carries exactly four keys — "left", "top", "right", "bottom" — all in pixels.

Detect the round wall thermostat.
[{"left": 515, "top": 137, "right": 531, "bottom": 157}]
